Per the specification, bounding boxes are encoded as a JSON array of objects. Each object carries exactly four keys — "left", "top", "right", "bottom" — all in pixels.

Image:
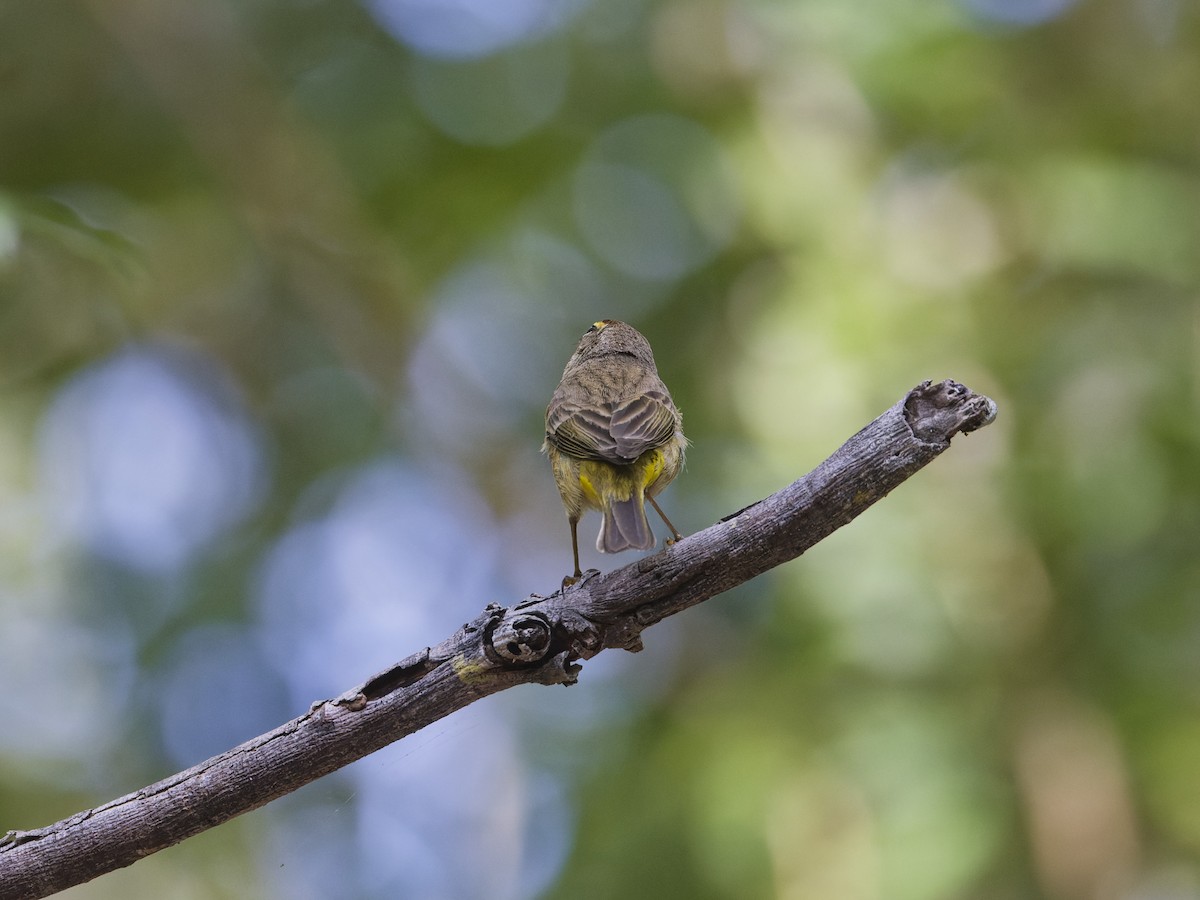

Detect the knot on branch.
[
  {"left": 486, "top": 610, "right": 553, "bottom": 665},
  {"left": 483, "top": 603, "right": 583, "bottom": 686},
  {"left": 904, "top": 380, "right": 998, "bottom": 444}
]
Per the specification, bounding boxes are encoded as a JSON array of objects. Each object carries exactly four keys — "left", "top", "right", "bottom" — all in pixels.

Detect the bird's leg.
[
  {"left": 562, "top": 516, "right": 583, "bottom": 588},
  {"left": 570, "top": 516, "right": 583, "bottom": 579},
  {"left": 648, "top": 496, "right": 683, "bottom": 544}
]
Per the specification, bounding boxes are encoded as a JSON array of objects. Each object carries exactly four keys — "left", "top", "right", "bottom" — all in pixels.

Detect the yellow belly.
[{"left": 549, "top": 440, "right": 683, "bottom": 519}]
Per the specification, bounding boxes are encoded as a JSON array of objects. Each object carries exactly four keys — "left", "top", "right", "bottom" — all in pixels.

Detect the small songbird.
[{"left": 544, "top": 319, "right": 687, "bottom": 584}]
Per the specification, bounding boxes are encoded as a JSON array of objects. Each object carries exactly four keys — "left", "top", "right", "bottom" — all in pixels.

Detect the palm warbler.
[{"left": 544, "top": 319, "right": 687, "bottom": 583}]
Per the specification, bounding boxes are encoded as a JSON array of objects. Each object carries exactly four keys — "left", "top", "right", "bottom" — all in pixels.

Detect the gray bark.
[{"left": 0, "top": 379, "right": 997, "bottom": 899}]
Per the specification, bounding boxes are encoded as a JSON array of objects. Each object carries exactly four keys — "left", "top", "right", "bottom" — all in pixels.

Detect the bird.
[{"left": 544, "top": 319, "right": 687, "bottom": 584}]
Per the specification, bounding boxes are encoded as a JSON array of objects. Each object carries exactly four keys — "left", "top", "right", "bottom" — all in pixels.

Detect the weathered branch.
[{"left": 0, "top": 380, "right": 996, "bottom": 899}]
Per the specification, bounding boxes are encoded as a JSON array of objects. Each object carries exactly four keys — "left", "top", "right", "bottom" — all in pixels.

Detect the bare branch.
[{"left": 0, "top": 380, "right": 997, "bottom": 899}]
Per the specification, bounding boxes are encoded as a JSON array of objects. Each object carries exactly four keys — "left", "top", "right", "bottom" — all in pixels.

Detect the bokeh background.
[{"left": 2, "top": 0, "right": 1198, "bottom": 897}]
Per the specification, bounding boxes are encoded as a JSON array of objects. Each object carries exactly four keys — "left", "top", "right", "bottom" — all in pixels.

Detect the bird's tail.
[{"left": 597, "top": 492, "right": 654, "bottom": 553}]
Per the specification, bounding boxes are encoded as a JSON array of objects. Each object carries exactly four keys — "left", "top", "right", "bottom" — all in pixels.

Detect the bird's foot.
[{"left": 560, "top": 568, "right": 599, "bottom": 592}]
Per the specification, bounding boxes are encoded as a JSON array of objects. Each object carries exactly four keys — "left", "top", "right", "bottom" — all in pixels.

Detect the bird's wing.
[
  {"left": 608, "top": 389, "right": 678, "bottom": 460},
  {"left": 546, "top": 399, "right": 617, "bottom": 461},
  {"left": 547, "top": 387, "right": 677, "bottom": 465}
]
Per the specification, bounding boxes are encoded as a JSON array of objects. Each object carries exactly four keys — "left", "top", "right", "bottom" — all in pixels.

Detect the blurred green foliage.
[{"left": 3, "top": 0, "right": 1200, "bottom": 898}]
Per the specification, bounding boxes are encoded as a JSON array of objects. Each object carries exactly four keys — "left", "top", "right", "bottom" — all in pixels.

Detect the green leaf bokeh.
[{"left": 2, "top": 1, "right": 1199, "bottom": 898}]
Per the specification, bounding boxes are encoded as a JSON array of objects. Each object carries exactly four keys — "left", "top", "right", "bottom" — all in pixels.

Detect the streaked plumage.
[{"left": 544, "top": 320, "right": 686, "bottom": 583}]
